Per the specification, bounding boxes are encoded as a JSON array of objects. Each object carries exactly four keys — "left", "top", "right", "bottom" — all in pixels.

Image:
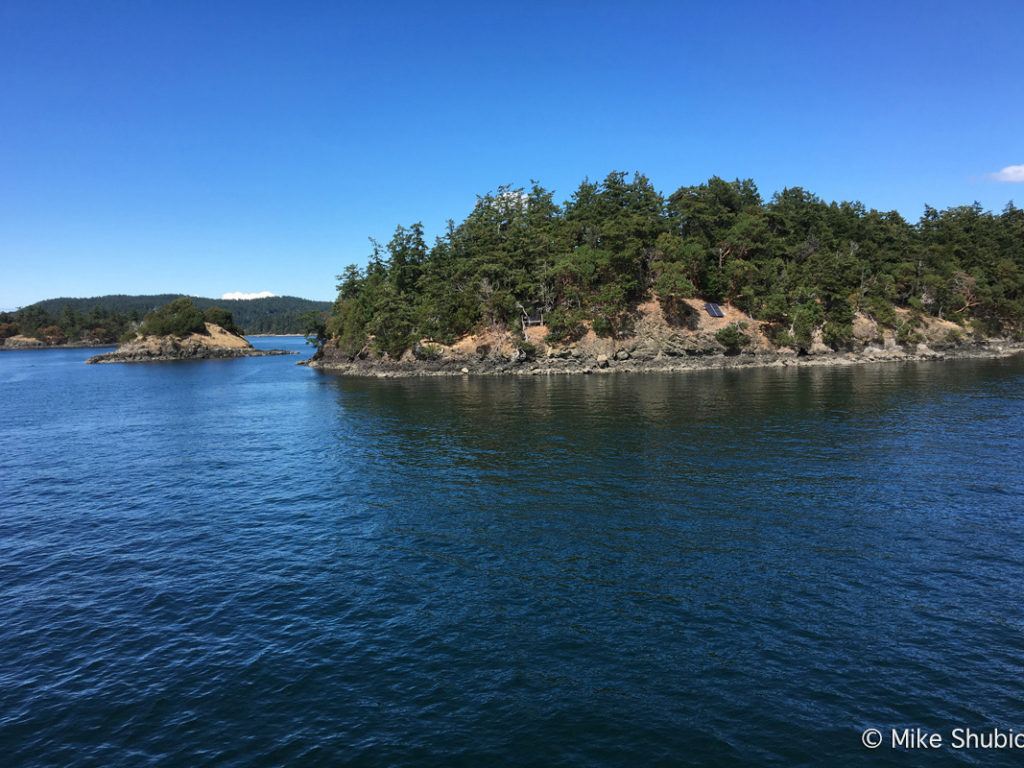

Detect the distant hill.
[{"left": 28, "top": 294, "right": 331, "bottom": 334}]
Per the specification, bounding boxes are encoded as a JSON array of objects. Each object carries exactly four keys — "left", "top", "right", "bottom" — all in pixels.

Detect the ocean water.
[{"left": 2, "top": 339, "right": 1024, "bottom": 767}]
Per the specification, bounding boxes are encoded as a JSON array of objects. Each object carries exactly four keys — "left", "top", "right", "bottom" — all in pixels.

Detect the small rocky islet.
[
  {"left": 86, "top": 324, "right": 291, "bottom": 364},
  {"left": 85, "top": 299, "right": 292, "bottom": 364}
]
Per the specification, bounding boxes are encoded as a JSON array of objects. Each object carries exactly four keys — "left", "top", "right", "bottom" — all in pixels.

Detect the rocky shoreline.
[
  {"left": 88, "top": 347, "right": 292, "bottom": 364},
  {"left": 307, "top": 340, "right": 1024, "bottom": 378},
  {"left": 306, "top": 298, "right": 1024, "bottom": 378}
]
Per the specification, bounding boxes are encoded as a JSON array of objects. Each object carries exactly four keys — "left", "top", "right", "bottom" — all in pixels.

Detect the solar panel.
[{"left": 705, "top": 302, "right": 725, "bottom": 318}]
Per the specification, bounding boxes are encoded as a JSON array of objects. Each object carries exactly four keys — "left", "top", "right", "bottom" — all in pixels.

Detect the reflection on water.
[{"left": 2, "top": 347, "right": 1023, "bottom": 766}]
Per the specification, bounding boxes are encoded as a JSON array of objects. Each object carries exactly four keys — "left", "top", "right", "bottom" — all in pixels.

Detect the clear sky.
[{"left": 1, "top": 0, "right": 1022, "bottom": 308}]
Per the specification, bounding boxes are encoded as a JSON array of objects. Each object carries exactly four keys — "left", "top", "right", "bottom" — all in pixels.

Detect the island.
[
  {"left": 1, "top": 293, "right": 330, "bottom": 349},
  {"left": 1, "top": 304, "right": 133, "bottom": 349},
  {"left": 85, "top": 299, "right": 292, "bottom": 363},
  {"left": 307, "top": 173, "right": 1024, "bottom": 376}
]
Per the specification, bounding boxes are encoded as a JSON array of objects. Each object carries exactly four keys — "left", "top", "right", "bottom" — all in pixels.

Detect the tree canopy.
[
  {"left": 327, "top": 172, "right": 1024, "bottom": 356},
  {"left": 0, "top": 303, "right": 134, "bottom": 344},
  {"left": 202, "top": 306, "right": 241, "bottom": 335},
  {"left": 138, "top": 298, "right": 208, "bottom": 337},
  {"left": 25, "top": 294, "right": 330, "bottom": 335}
]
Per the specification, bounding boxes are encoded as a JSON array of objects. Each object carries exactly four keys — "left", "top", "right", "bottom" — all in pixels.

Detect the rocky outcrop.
[
  {"left": 307, "top": 299, "right": 1024, "bottom": 378},
  {"left": 1, "top": 335, "right": 116, "bottom": 350},
  {"left": 86, "top": 323, "right": 293, "bottom": 364},
  {"left": 0, "top": 335, "right": 48, "bottom": 349}
]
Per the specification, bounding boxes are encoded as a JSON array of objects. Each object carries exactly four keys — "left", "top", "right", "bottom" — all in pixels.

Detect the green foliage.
[
  {"left": 298, "top": 310, "right": 328, "bottom": 350},
  {"left": 514, "top": 338, "right": 538, "bottom": 360},
  {"left": 770, "top": 328, "right": 797, "bottom": 348},
  {"left": 863, "top": 295, "right": 897, "bottom": 327},
  {"left": 139, "top": 298, "right": 208, "bottom": 338},
  {"left": 0, "top": 303, "right": 135, "bottom": 345},
  {"left": 792, "top": 303, "right": 824, "bottom": 350},
  {"left": 202, "top": 306, "right": 240, "bottom": 334},
  {"left": 412, "top": 341, "right": 444, "bottom": 360},
  {"left": 822, "top": 299, "right": 855, "bottom": 349},
  {"left": 896, "top": 324, "right": 922, "bottom": 346},
  {"left": 26, "top": 294, "right": 330, "bottom": 334},
  {"left": 822, "top": 320, "right": 853, "bottom": 349},
  {"left": 367, "top": 292, "right": 416, "bottom": 358},
  {"left": 544, "top": 307, "right": 587, "bottom": 343},
  {"left": 715, "top": 322, "right": 751, "bottom": 353},
  {"left": 942, "top": 328, "right": 965, "bottom": 348},
  {"left": 654, "top": 260, "right": 697, "bottom": 322},
  {"left": 323, "top": 173, "right": 1024, "bottom": 356}
]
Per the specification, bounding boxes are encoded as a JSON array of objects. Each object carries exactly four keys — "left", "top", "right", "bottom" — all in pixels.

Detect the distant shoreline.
[
  {"left": 0, "top": 341, "right": 117, "bottom": 351},
  {"left": 0, "top": 333, "right": 306, "bottom": 350}
]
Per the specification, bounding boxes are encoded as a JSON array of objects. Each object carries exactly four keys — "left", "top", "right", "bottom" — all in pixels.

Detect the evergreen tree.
[{"left": 324, "top": 173, "right": 1024, "bottom": 357}]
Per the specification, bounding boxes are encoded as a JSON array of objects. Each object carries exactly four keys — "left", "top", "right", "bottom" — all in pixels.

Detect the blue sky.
[{"left": 1, "top": 0, "right": 1022, "bottom": 308}]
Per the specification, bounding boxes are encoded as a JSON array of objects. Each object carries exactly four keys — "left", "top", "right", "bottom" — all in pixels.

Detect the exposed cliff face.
[
  {"left": 86, "top": 323, "right": 292, "bottom": 364},
  {"left": 310, "top": 299, "right": 1023, "bottom": 377}
]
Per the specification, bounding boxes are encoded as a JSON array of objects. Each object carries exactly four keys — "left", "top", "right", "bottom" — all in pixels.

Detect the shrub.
[
  {"left": 863, "top": 295, "right": 897, "bottom": 327},
  {"left": 514, "top": 339, "right": 537, "bottom": 360},
  {"left": 943, "top": 329, "right": 964, "bottom": 347},
  {"left": 895, "top": 322, "right": 922, "bottom": 346},
  {"left": 591, "top": 314, "right": 614, "bottom": 338},
  {"left": 545, "top": 307, "right": 586, "bottom": 343},
  {"left": 822, "top": 320, "right": 853, "bottom": 349},
  {"left": 768, "top": 327, "right": 796, "bottom": 348},
  {"left": 412, "top": 341, "right": 444, "bottom": 361},
  {"left": 715, "top": 322, "right": 751, "bottom": 353}
]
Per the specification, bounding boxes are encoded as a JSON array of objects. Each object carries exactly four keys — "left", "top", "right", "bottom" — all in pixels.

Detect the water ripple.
[{"left": 2, "top": 346, "right": 1024, "bottom": 765}]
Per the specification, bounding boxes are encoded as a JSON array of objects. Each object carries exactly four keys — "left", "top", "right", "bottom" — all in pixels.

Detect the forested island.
[
  {"left": 1, "top": 294, "right": 329, "bottom": 348},
  {"left": 312, "top": 172, "right": 1024, "bottom": 376},
  {"left": 86, "top": 298, "right": 293, "bottom": 363}
]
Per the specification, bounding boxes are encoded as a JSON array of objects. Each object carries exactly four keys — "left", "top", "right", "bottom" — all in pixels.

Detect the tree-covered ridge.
[
  {"left": 329, "top": 173, "right": 1024, "bottom": 356},
  {"left": 24, "top": 294, "right": 330, "bottom": 335},
  {"left": 0, "top": 298, "right": 248, "bottom": 345},
  {"left": 0, "top": 304, "right": 134, "bottom": 345}
]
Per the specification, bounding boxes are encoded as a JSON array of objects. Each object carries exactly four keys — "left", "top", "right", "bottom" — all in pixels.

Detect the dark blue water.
[{"left": 2, "top": 340, "right": 1024, "bottom": 767}]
